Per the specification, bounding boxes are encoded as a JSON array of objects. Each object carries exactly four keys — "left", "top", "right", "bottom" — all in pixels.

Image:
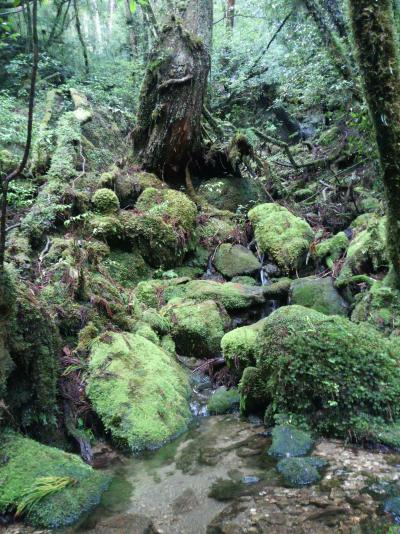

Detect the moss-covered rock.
[
  {"left": 89, "top": 214, "right": 123, "bottom": 241},
  {"left": 114, "top": 171, "right": 167, "bottom": 207},
  {"left": 262, "top": 277, "right": 292, "bottom": 300},
  {"left": 248, "top": 203, "right": 314, "bottom": 272},
  {"left": 0, "top": 430, "right": 109, "bottom": 528},
  {"left": 161, "top": 299, "right": 230, "bottom": 357},
  {"left": 86, "top": 331, "right": 191, "bottom": 451},
  {"left": 121, "top": 188, "right": 197, "bottom": 268},
  {"left": 289, "top": 276, "right": 349, "bottom": 316},
  {"left": 167, "top": 280, "right": 266, "bottom": 311},
  {"left": 198, "top": 176, "right": 265, "bottom": 212},
  {"left": 103, "top": 249, "right": 151, "bottom": 288},
  {"left": 135, "top": 277, "right": 190, "bottom": 309},
  {"left": 243, "top": 305, "right": 400, "bottom": 437},
  {"left": 214, "top": 244, "right": 261, "bottom": 279},
  {"left": 316, "top": 231, "right": 349, "bottom": 269},
  {"left": 231, "top": 276, "right": 258, "bottom": 286},
  {"left": 222, "top": 318, "right": 266, "bottom": 376},
  {"left": 196, "top": 216, "right": 237, "bottom": 250},
  {"left": 268, "top": 425, "right": 314, "bottom": 458},
  {"left": 277, "top": 457, "right": 327, "bottom": 487},
  {"left": 336, "top": 215, "right": 388, "bottom": 287},
  {"left": 92, "top": 188, "right": 120, "bottom": 214},
  {"left": 207, "top": 388, "right": 240, "bottom": 415},
  {"left": 352, "top": 281, "right": 400, "bottom": 336}
]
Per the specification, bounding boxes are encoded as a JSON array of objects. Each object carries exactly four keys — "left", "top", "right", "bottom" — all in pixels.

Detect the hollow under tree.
[
  {"left": 348, "top": 0, "right": 400, "bottom": 287},
  {"left": 133, "top": 0, "right": 213, "bottom": 180}
]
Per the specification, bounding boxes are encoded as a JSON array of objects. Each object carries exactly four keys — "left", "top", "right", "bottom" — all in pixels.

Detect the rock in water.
[
  {"left": 248, "top": 203, "right": 314, "bottom": 272},
  {"left": 214, "top": 244, "right": 261, "bottom": 279},
  {"left": 268, "top": 425, "right": 313, "bottom": 458},
  {"left": 86, "top": 332, "right": 191, "bottom": 451},
  {"left": 277, "top": 457, "right": 327, "bottom": 486},
  {"left": 0, "top": 430, "right": 109, "bottom": 528},
  {"left": 289, "top": 276, "right": 349, "bottom": 316}
]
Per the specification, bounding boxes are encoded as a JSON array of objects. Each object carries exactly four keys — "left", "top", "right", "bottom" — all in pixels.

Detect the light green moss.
[
  {"left": 114, "top": 171, "right": 167, "bottom": 207},
  {"left": 92, "top": 188, "right": 120, "bottom": 214},
  {"left": 316, "top": 231, "right": 349, "bottom": 269},
  {"left": 89, "top": 214, "right": 123, "bottom": 241},
  {"left": 86, "top": 332, "right": 191, "bottom": 451},
  {"left": 135, "top": 278, "right": 190, "bottom": 309},
  {"left": 161, "top": 298, "right": 229, "bottom": 357},
  {"left": 196, "top": 217, "right": 236, "bottom": 249},
  {"left": 352, "top": 281, "right": 400, "bottom": 335},
  {"left": 231, "top": 276, "right": 258, "bottom": 286},
  {"left": 214, "top": 244, "right": 261, "bottom": 279},
  {"left": 222, "top": 318, "right": 266, "bottom": 376},
  {"left": 103, "top": 250, "right": 151, "bottom": 288},
  {"left": 167, "top": 280, "right": 266, "bottom": 310},
  {"left": 248, "top": 203, "right": 314, "bottom": 272},
  {"left": 0, "top": 430, "right": 109, "bottom": 528}
]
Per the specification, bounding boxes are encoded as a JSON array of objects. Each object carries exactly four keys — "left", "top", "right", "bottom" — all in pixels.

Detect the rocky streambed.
[{"left": 2, "top": 415, "right": 400, "bottom": 534}]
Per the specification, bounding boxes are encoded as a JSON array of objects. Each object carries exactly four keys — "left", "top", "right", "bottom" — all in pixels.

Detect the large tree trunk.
[
  {"left": 348, "top": 0, "right": 400, "bottom": 287},
  {"left": 133, "top": 0, "right": 213, "bottom": 180}
]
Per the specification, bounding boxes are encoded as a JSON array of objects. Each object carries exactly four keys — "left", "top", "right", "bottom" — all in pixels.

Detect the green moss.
[
  {"left": 114, "top": 171, "right": 167, "bottom": 207},
  {"left": 268, "top": 425, "right": 314, "bottom": 458},
  {"left": 248, "top": 305, "right": 400, "bottom": 437},
  {"left": 103, "top": 249, "right": 151, "bottom": 288},
  {"left": 248, "top": 203, "right": 314, "bottom": 273},
  {"left": 352, "top": 281, "right": 400, "bottom": 335},
  {"left": 0, "top": 430, "right": 109, "bottom": 528},
  {"left": 134, "top": 322, "right": 160, "bottom": 345},
  {"left": 316, "top": 231, "right": 349, "bottom": 269},
  {"left": 92, "top": 188, "right": 120, "bottom": 214},
  {"left": 120, "top": 188, "right": 197, "bottom": 268},
  {"left": 289, "top": 276, "right": 349, "bottom": 316},
  {"left": 142, "top": 308, "right": 171, "bottom": 335},
  {"left": 262, "top": 277, "right": 292, "bottom": 299},
  {"left": 86, "top": 332, "right": 191, "bottom": 451},
  {"left": 207, "top": 388, "right": 240, "bottom": 415},
  {"left": 239, "top": 366, "right": 267, "bottom": 415},
  {"left": 135, "top": 278, "right": 190, "bottom": 309},
  {"left": 76, "top": 322, "right": 99, "bottom": 352},
  {"left": 277, "top": 457, "right": 327, "bottom": 487},
  {"left": 89, "top": 214, "right": 123, "bottom": 241},
  {"left": 337, "top": 215, "right": 388, "bottom": 287},
  {"left": 196, "top": 217, "right": 237, "bottom": 249},
  {"left": 168, "top": 280, "right": 266, "bottom": 310},
  {"left": 161, "top": 298, "right": 229, "bottom": 358},
  {"left": 231, "top": 276, "right": 257, "bottom": 286},
  {"left": 214, "top": 244, "right": 261, "bottom": 279},
  {"left": 222, "top": 318, "right": 266, "bottom": 376}
]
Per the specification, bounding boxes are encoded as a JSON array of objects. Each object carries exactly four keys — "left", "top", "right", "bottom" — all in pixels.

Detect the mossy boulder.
[
  {"left": 231, "top": 276, "right": 258, "bottom": 286},
  {"left": 89, "top": 214, "right": 123, "bottom": 241},
  {"left": 268, "top": 425, "right": 313, "bottom": 458},
  {"left": 222, "top": 318, "right": 266, "bottom": 376},
  {"left": 198, "top": 176, "right": 265, "bottom": 212},
  {"left": 86, "top": 331, "right": 191, "bottom": 451},
  {"left": 277, "top": 457, "right": 327, "bottom": 487},
  {"left": 289, "top": 276, "right": 349, "bottom": 316},
  {"left": 248, "top": 203, "right": 314, "bottom": 272},
  {"left": 196, "top": 216, "right": 237, "bottom": 249},
  {"left": 0, "top": 430, "right": 109, "bottom": 528},
  {"left": 121, "top": 188, "right": 197, "bottom": 268},
  {"left": 167, "top": 280, "right": 266, "bottom": 310},
  {"left": 207, "top": 388, "right": 240, "bottom": 415},
  {"left": 92, "top": 188, "right": 120, "bottom": 214},
  {"left": 352, "top": 281, "right": 400, "bottom": 336},
  {"left": 214, "top": 244, "right": 261, "bottom": 279},
  {"left": 114, "top": 171, "right": 167, "bottom": 207},
  {"left": 242, "top": 305, "right": 400, "bottom": 436},
  {"left": 135, "top": 277, "right": 190, "bottom": 309},
  {"left": 262, "top": 277, "right": 292, "bottom": 300},
  {"left": 161, "top": 299, "right": 230, "bottom": 358},
  {"left": 316, "top": 231, "right": 349, "bottom": 269},
  {"left": 336, "top": 215, "right": 388, "bottom": 287}
]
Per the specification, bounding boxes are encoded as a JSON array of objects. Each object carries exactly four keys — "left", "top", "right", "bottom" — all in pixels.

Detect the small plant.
[
  {"left": 92, "top": 188, "right": 120, "bottom": 213},
  {"left": 16, "top": 476, "right": 77, "bottom": 518}
]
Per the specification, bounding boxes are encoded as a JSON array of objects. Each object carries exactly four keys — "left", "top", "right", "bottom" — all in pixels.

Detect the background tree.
[{"left": 348, "top": 0, "right": 400, "bottom": 287}]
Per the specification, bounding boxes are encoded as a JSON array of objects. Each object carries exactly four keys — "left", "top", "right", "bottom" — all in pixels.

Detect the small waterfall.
[{"left": 258, "top": 253, "right": 272, "bottom": 287}]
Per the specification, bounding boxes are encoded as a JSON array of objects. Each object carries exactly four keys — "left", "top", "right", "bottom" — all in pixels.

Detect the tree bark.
[
  {"left": 73, "top": 0, "right": 89, "bottom": 75},
  {"left": 226, "top": 0, "right": 235, "bottom": 30},
  {"left": 323, "top": 0, "right": 347, "bottom": 37},
  {"left": 133, "top": 0, "right": 213, "bottom": 181},
  {"left": 124, "top": 0, "right": 137, "bottom": 54},
  {"left": 348, "top": 0, "right": 400, "bottom": 286}
]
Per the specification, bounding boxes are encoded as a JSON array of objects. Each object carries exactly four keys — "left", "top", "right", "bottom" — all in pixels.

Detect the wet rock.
[
  {"left": 214, "top": 245, "right": 261, "bottom": 279},
  {"left": 87, "top": 512, "right": 155, "bottom": 534},
  {"left": 207, "top": 388, "right": 240, "bottom": 415},
  {"left": 268, "top": 425, "right": 314, "bottom": 458},
  {"left": 384, "top": 496, "right": 400, "bottom": 522},
  {"left": 289, "top": 276, "right": 349, "bottom": 316},
  {"left": 198, "top": 176, "right": 265, "bottom": 212},
  {"left": 172, "top": 489, "right": 199, "bottom": 515},
  {"left": 277, "top": 457, "right": 327, "bottom": 487}
]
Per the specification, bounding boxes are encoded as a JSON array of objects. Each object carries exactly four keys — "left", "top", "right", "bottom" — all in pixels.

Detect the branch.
[
  {"left": 158, "top": 74, "right": 193, "bottom": 91},
  {"left": 252, "top": 128, "right": 298, "bottom": 168}
]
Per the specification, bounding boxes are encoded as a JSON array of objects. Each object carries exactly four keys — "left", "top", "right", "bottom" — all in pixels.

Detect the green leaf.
[{"left": 129, "top": 0, "right": 136, "bottom": 13}]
